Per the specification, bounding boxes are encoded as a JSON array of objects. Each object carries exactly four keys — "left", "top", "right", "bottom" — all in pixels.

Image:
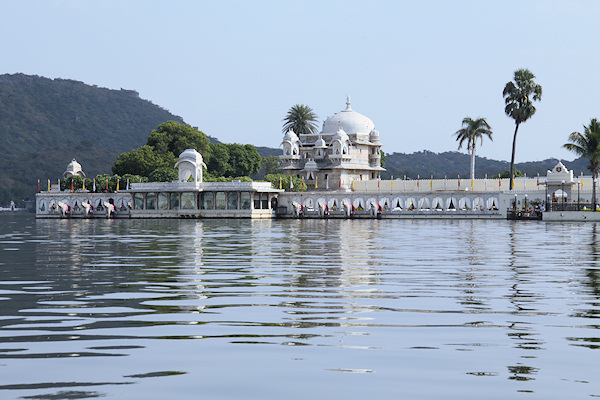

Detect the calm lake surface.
[{"left": 0, "top": 213, "right": 599, "bottom": 399}]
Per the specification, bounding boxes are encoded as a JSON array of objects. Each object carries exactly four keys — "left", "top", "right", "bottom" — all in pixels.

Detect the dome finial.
[{"left": 345, "top": 96, "right": 352, "bottom": 110}]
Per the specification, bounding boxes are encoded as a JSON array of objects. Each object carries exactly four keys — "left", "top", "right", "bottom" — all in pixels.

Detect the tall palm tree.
[
  {"left": 503, "top": 69, "right": 542, "bottom": 190},
  {"left": 454, "top": 117, "right": 493, "bottom": 182},
  {"left": 282, "top": 104, "right": 319, "bottom": 135},
  {"left": 563, "top": 118, "right": 600, "bottom": 210}
]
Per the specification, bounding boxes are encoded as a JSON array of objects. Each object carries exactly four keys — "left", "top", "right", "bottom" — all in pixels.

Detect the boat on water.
[{"left": 507, "top": 209, "right": 543, "bottom": 220}]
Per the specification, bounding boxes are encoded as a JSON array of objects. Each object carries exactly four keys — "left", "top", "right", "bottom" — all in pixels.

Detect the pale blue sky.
[{"left": 2, "top": 0, "right": 599, "bottom": 162}]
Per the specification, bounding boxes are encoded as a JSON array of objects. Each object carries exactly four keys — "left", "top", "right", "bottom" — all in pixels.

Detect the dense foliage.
[
  {"left": 206, "top": 143, "right": 261, "bottom": 178},
  {"left": 264, "top": 174, "right": 306, "bottom": 192},
  {"left": 59, "top": 173, "right": 147, "bottom": 192},
  {"left": 112, "top": 121, "right": 261, "bottom": 182}
]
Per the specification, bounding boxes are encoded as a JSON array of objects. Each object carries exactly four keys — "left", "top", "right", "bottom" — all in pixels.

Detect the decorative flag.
[
  {"left": 47, "top": 179, "right": 50, "bottom": 192},
  {"left": 403, "top": 176, "right": 406, "bottom": 191},
  {"left": 365, "top": 179, "right": 367, "bottom": 191},
  {"left": 127, "top": 178, "right": 130, "bottom": 191},
  {"left": 484, "top": 174, "right": 487, "bottom": 191},
  {"left": 37, "top": 179, "right": 40, "bottom": 193},
  {"left": 391, "top": 176, "right": 394, "bottom": 190},
  {"left": 106, "top": 181, "right": 109, "bottom": 192},
  {"left": 301, "top": 177, "right": 305, "bottom": 190},
  {"left": 351, "top": 180, "right": 355, "bottom": 191},
  {"left": 57, "top": 178, "right": 60, "bottom": 191},
  {"left": 116, "top": 180, "right": 120, "bottom": 191},
  {"left": 326, "top": 176, "right": 329, "bottom": 190},
  {"left": 537, "top": 173, "right": 540, "bottom": 187},
  {"left": 581, "top": 172, "right": 584, "bottom": 188},
  {"left": 279, "top": 176, "right": 282, "bottom": 190},
  {"left": 417, "top": 175, "right": 420, "bottom": 190},
  {"left": 290, "top": 177, "right": 294, "bottom": 190},
  {"left": 378, "top": 177, "right": 380, "bottom": 189},
  {"left": 315, "top": 176, "right": 318, "bottom": 189},
  {"left": 82, "top": 180, "right": 85, "bottom": 191},
  {"left": 524, "top": 173, "right": 527, "bottom": 190},
  {"left": 458, "top": 175, "right": 460, "bottom": 189},
  {"left": 338, "top": 178, "right": 341, "bottom": 189},
  {"left": 71, "top": 180, "right": 74, "bottom": 192},
  {"left": 471, "top": 177, "right": 474, "bottom": 188},
  {"left": 93, "top": 179, "right": 96, "bottom": 193},
  {"left": 444, "top": 176, "right": 447, "bottom": 190},
  {"left": 499, "top": 177, "right": 501, "bottom": 188},
  {"left": 430, "top": 175, "right": 433, "bottom": 190}
]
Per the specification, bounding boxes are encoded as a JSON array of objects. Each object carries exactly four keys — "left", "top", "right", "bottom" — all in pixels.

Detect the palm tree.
[
  {"left": 563, "top": 118, "right": 600, "bottom": 210},
  {"left": 503, "top": 69, "right": 542, "bottom": 190},
  {"left": 454, "top": 117, "right": 493, "bottom": 182},
  {"left": 282, "top": 104, "right": 319, "bottom": 135}
]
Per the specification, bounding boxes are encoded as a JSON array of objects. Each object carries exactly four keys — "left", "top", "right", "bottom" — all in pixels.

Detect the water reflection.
[{"left": 0, "top": 214, "right": 600, "bottom": 399}]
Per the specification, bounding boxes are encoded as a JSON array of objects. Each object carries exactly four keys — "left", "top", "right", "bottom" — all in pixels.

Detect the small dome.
[
  {"left": 178, "top": 148, "right": 204, "bottom": 165},
  {"left": 332, "top": 127, "right": 349, "bottom": 143},
  {"left": 303, "top": 160, "right": 319, "bottom": 171},
  {"left": 321, "top": 97, "right": 375, "bottom": 135},
  {"left": 370, "top": 129, "right": 379, "bottom": 138},
  {"left": 63, "top": 158, "right": 86, "bottom": 178},
  {"left": 314, "top": 136, "right": 327, "bottom": 148},
  {"left": 282, "top": 129, "right": 299, "bottom": 144}
]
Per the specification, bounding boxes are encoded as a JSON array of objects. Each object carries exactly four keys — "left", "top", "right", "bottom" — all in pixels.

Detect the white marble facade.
[{"left": 280, "top": 97, "right": 385, "bottom": 190}]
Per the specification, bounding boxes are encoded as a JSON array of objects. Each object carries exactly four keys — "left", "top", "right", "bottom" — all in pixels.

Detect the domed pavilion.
[{"left": 280, "top": 97, "right": 385, "bottom": 190}]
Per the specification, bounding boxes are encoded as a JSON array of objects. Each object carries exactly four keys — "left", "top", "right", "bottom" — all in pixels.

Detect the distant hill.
[
  {"left": 0, "top": 73, "right": 216, "bottom": 205},
  {"left": 383, "top": 150, "right": 588, "bottom": 180},
  {"left": 257, "top": 146, "right": 589, "bottom": 180}
]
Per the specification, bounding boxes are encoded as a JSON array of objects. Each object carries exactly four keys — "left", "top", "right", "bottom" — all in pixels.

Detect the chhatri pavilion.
[{"left": 279, "top": 97, "right": 385, "bottom": 190}]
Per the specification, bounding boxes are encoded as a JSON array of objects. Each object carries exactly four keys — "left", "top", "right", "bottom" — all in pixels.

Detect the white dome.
[
  {"left": 332, "top": 127, "right": 349, "bottom": 143},
  {"left": 177, "top": 148, "right": 205, "bottom": 165},
  {"left": 321, "top": 97, "right": 375, "bottom": 135},
  {"left": 282, "top": 129, "right": 299, "bottom": 144},
  {"left": 314, "top": 136, "right": 327, "bottom": 148},
  {"left": 63, "top": 158, "right": 86, "bottom": 178}
]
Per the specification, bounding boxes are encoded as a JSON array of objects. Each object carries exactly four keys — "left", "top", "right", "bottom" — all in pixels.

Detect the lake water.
[{"left": 0, "top": 213, "right": 599, "bottom": 399}]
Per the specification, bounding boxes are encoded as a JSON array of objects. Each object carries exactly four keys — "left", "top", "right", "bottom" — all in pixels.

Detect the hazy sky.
[{"left": 2, "top": 0, "right": 599, "bottom": 162}]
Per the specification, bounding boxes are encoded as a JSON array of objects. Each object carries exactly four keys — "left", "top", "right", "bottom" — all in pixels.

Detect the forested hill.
[
  {"left": 382, "top": 150, "right": 587, "bottom": 180},
  {"left": 0, "top": 74, "right": 192, "bottom": 204},
  {"left": 256, "top": 147, "right": 588, "bottom": 180}
]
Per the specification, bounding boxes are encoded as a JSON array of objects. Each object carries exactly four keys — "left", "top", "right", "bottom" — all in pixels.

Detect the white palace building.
[
  {"left": 280, "top": 97, "right": 385, "bottom": 190},
  {"left": 35, "top": 97, "right": 600, "bottom": 220}
]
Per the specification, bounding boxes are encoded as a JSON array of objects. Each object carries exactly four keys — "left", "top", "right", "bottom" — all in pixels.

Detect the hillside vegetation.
[
  {"left": 0, "top": 74, "right": 189, "bottom": 204},
  {"left": 381, "top": 150, "right": 588, "bottom": 180}
]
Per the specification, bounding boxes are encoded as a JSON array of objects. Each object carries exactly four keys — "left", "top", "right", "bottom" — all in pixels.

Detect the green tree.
[
  {"left": 503, "top": 69, "right": 542, "bottom": 190},
  {"left": 148, "top": 166, "right": 178, "bottom": 182},
  {"left": 227, "top": 144, "right": 261, "bottom": 177},
  {"left": 207, "top": 143, "right": 230, "bottom": 177},
  {"left": 454, "top": 117, "right": 493, "bottom": 182},
  {"left": 94, "top": 174, "right": 112, "bottom": 192},
  {"left": 264, "top": 173, "right": 306, "bottom": 192},
  {"left": 494, "top": 168, "right": 524, "bottom": 179},
  {"left": 262, "top": 155, "right": 282, "bottom": 176},
  {"left": 147, "top": 121, "right": 210, "bottom": 159},
  {"left": 380, "top": 150, "right": 386, "bottom": 169},
  {"left": 282, "top": 104, "right": 319, "bottom": 135},
  {"left": 112, "top": 145, "right": 177, "bottom": 177},
  {"left": 563, "top": 118, "right": 600, "bottom": 210}
]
